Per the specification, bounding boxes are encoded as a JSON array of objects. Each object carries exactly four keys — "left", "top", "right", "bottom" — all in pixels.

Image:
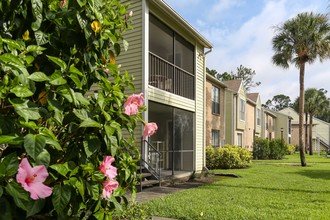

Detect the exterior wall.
[
  {"left": 205, "top": 76, "right": 226, "bottom": 148},
  {"left": 274, "top": 113, "right": 290, "bottom": 143},
  {"left": 148, "top": 1, "right": 210, "bottom": 172},
  {"left": 255, "top": 96, "right": 262, "bottom": 135},
  {"left": 195, "top": 45, "right": 206, "bottom": 172},
  {"left": 245, "top": 102, "right": 255, "bottom": 150},
  {"left": 236, "top": 87, "right": 246, "bottom": 131},
  {"left": 225, "top": 91, "right": 235, "bottom": 145}
]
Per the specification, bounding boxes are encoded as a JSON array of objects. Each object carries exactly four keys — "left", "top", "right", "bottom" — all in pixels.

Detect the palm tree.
[
  {"left": 272, "top": 12, "right": 330, "bottom": 166},
  {"left": 305, "top": 88, "right": 330, "bottom": 155}
]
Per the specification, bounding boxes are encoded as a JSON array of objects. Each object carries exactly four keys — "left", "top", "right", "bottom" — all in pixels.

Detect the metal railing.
[
  {"left": 149, "top": 52, "right": 194, "bottom": 100},
  {"left": 140, "top": 137, "right": 161, "bottom": 187}
]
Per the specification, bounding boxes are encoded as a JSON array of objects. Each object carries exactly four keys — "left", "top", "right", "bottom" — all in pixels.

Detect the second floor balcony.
[{"left": 149, "top": 52, "right": 194, "bottom": 100}]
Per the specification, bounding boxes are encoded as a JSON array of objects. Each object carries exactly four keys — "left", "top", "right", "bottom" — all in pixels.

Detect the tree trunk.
[
  {"left": 305, "top": 112, "right": 308, "bottom": 153},
  {"left": 299, "top": 64, "right": 306, "bottom": 166},
  {"left": 309, "top": 115, "right": 313, "bottom": 155}
]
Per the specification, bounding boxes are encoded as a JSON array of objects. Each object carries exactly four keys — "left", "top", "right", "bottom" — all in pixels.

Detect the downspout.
[{"left": 202, "top": 48, "right": 212, "bottom": 171}]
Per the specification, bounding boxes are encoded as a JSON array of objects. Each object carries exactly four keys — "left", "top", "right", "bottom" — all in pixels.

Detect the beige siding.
[
  {"left": 117, "top": 1, "right": 144, "bottom": 139},
  {"left": 148, "top": 87, "right": 195, "bottom": 111},
  {"left": 225, "top": 91, "right": 234, "bottom": 144},
  {"left": 245, "top": 102, "right": 255, "bottom": 150},
  {"left": 195, "top": 46, "right": 205, "bottom": 172}
]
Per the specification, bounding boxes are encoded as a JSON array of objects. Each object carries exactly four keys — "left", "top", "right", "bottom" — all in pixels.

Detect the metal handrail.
[{"left": 140, "top": 137, "right": 161, "bottom": 188}]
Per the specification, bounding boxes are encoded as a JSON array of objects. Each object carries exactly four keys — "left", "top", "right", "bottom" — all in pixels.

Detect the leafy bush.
[
  {"left": 206, "top": 145, "right": 252, "bottom": 169},
  {"left": 253, "top": 138, "right": 287, "bottom": 160},
  {"left": 286, "top": 144, "right": 295, "bottom": 155},
  {"left": 0, "top": 0, "right": 155, "bottom": 218},
  {"left": 206, "top": 146, "right": 216, "bottom": 169}
]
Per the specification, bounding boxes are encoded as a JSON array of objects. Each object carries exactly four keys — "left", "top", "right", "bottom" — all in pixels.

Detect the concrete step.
[{"left": 140, "top": 179, "right": 160, "bottom": 187}]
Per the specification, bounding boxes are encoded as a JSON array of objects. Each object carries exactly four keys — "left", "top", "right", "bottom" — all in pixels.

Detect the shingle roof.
[
  {"left": 247, "top": 93, "right": 259, "bottom": 102},
  {"left": 224, "top": 80, "right": 242, "bottom": 93}
]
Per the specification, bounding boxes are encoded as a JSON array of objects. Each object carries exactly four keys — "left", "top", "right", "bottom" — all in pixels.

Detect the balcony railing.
[{"left": 149, "top": 52, "right": 194, "bottom": 100}]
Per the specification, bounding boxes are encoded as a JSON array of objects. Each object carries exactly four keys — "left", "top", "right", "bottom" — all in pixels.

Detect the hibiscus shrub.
[{"left": 0, "top": 0, "right": 155, "bottom": 219}]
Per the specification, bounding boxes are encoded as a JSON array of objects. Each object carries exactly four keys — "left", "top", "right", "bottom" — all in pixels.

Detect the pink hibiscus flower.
[
  {"left": 99, "top": 156, "right": 117, "bottom": 179},
  {"left": 16, "top": 158, "right": 52, "bottom": 200},
  {"left": 143, "top": 122, "right": 158, "bottom": 140},
  {"left": 102, "top": 179, "right": 119, "bottom": 199},
  {"left": 124, "top": 93, "right": 144, "bottom": 115}
]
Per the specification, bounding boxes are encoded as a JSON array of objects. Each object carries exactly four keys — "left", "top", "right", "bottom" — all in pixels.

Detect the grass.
[{"left": 144, "top": 153, "right": 330, "bottom": 220}]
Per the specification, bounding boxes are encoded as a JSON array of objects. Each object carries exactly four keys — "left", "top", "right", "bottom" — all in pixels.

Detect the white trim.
[{"left": 142, "top": 0, "right": 149, "bottom": 124}]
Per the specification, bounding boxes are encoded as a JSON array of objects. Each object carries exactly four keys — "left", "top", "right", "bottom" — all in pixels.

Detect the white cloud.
[{"left": 165, "top": 0, "right": 330, "bottom": 102}]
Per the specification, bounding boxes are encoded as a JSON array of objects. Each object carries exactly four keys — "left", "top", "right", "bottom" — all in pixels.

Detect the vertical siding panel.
[
  {"left": 195, "top": 46, "right": 205, "bottom": 172},
  {"left": 117, "top": 1, "right": 143, "bottom": 140}
]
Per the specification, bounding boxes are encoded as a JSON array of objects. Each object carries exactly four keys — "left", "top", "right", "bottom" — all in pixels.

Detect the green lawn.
[{"left": 144, "top": 154, "right": 330, "bottom": 220}]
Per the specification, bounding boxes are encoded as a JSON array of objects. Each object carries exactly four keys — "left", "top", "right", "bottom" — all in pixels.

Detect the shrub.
[
  {"left": 253, "top": 138, "right": 287, "bottom": 160},
  {"left": 206, "top": 145, "right": 252, "bottom": 169},
  {"left": 0, "top": 0, "right": 154, "bottom": 218},
  {"left": 286, "top": 144, "right": 295, "bottom": 155},
  {"left": 253, "top": 138, "right": 270, "bottom": 159},
  {"left": 206, "top": 146, "right": 216, "bottom": 169}
]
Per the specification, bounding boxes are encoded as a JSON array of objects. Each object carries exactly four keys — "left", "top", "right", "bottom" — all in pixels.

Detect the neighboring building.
[
  {"left": 116, "top": 0, "right": 212, "bottom": 176},
  {"left": 206, "top": 74, "right": 227, "bottom": 148},
  {"left": 273, "top": 111, "right": 293, "bottom": 144},
  {"left": 245, "top": 93, "right": 262, "bottom": 150},
  {"left": 279, "top": 107, "right": 330, "bottom": 152},
  {"left": 224, "top": 80, "right": 247, "bottom": 148},
  {"left": 261, "top": 108, "right": 277, "bottom": 140}
]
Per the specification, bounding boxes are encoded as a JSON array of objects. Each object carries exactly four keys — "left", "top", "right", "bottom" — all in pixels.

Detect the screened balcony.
[{"left": 149, "top": 52, "right": 194, "bottom": 100}]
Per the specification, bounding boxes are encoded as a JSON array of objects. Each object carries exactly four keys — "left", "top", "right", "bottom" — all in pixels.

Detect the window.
[
  {"left": 257, "top": 109, "right": 261, "bottom": 126},
  {"left": 237, "top": 133, "right": 243, "bottom": 147},
  {"left": 212, "top": 86, "right": 220, "bottom": 114},
  {"left": 212, "top": 130, "right": 220, "bottom": 148},
  {"left": 239, "top": 98, "right": 245, "bottom": 121}
]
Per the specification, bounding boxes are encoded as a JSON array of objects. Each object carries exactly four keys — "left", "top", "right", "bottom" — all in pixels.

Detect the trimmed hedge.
[{"left": 206, "top": 145, "right": 252, "bottom": 169}]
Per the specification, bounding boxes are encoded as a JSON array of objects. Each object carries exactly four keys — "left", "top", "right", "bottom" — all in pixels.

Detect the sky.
[{"left": 165, "top": 0, "right": 330, "bottom": 104}]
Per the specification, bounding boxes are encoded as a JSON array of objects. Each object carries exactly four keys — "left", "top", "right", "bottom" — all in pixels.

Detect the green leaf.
[
  {"left": 9, "top": 98, "right": 41, "bottom": 121},
  {"left": 50, "top": 162, "right": 70, "bottom": 177},
  {"left": 24, "top": 134, "right": 46, "bottom": 160},
  {"left": 6, "top": 62, "right": 29, "bottom": 77},
  {"left": 24, "top": 55, "right": 35, "bottom": 65},
  {"left": 77, "top": 0, "right": 87, "bottom": 7},
  {"left": 19, "top": 119, "right": 39, "bottom": 130},
  {"left": 75, "top": 92, "right": 90, "bottom": 106},
  {"left": 67, "top": 177, "right": 84, "bottom": 201},
  {"left": 114, "top": 43, "right": 121, "bottom": 56},
  {"left": 0, "top": 152, "right": 19, "bottom": 177},
  {"left": 0, "top": 53, "right": 24, "bottom": 66},
  {"left": 5, "top": 182, "right": 29, "bottom": 211},
  {"left": 2, "top": 38, "right": 23, "bottom": 50},
  {"left": 26, "top": 199, "right": 45, "bottom": 217},
  {"left": 10, "top": 85, "right": 34, "bottom": 97},
  {"left": 52, "top": 184, "right": 71, "bottom": 214},
  {"left": 73, "top": 109, "right": 89, "bottom": 120},
  {"left": 49, "top": 71, "right": 67, "bottom": 85},
  {"left": 93, "top": 208, "right": 105, "bottom": 220},
  {"left": 35, "top": 149, "right": 50, "bottom": 167},
  {"left": 28, "top": 71, "right": 49, "bottom": 82},
  {"left": 34, "top": 30, "right": 49, "bottom": 45},
  {"left": 69, "top": 72, "right": 82, "bottom": 89},
  {"left": 0, "top": 186, "right": 3, "bottom": 197},
  {"left": 39, "top": 128, "right": 62, "bottom": 150},
  {"left": 109, "top": 136, "right": 118, "bottom": 156},
  {"left": 26, "top": 45, "right": 46, "bottom": 52},
  {"left": 83, "top": 134, "right": 101, "bottom": 158},
  {"left": 47, "top": 55, "right": 67, "bottom": 70},
  {"left": 31, "top": 0, "right": 43, "bottom": 31},
  {"left": 69, "top": 64, "right": 83, "bottom": 76},
  {"left": 80, "top": 118, "right": 101, "bottom": 128},
  {"left": 0, "top": 197, "right": 12, "bottom": 220},
  {"left": 76, "top": 13, "right": 87, "bottom": 29},
  {"left": 0, "top": 135, "right": 23, "bottom": 145},
  {"left": 86, "top": 182, "right": 99, "bottom": 200}
]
